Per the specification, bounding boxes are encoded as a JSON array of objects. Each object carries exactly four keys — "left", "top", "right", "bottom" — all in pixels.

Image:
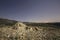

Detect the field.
[{"left": 0, "top": 18, "right": 60, "bottom": 40}]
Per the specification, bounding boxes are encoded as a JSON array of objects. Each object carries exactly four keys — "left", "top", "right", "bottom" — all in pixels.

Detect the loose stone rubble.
[{"left": 0, "top": 22, "right": 60, "bottom": 40}]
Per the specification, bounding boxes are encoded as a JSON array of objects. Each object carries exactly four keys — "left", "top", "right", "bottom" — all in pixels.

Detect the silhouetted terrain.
[
  {"left": 23, "top": 22, "right": 60, "bottom": 28},
  {"left": 0, "top": 18, "right": 60, "bottom": 40},
  {"left": 0, "top": 18, "right": 17, "bottom": 26}
]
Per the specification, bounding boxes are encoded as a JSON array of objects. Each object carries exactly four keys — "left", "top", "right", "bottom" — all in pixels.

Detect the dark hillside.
[
  {"left": 0, "top": 18, "right": 17, "bottom": 26},
  {"left": 23, "top": 22, "right": 60, "bottom": 28}
]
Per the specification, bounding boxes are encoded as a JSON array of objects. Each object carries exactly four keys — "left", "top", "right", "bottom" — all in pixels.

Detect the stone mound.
[{"left": 0, "top": 22, "right": 60, "bottom": 40}]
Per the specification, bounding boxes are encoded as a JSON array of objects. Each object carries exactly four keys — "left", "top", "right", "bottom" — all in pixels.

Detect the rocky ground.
[{"left": 0, "top": 22, "right": 60, "bottom": 40}]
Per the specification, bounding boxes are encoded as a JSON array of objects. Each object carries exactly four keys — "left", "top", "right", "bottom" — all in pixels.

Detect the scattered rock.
[{"left": 0, "top": 21, "right": 60, "bottom": 40}]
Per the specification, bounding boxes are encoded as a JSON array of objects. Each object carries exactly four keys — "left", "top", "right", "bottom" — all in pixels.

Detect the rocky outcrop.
[{"left": 0, "top": 20, "right": 60, "bottom": 40}]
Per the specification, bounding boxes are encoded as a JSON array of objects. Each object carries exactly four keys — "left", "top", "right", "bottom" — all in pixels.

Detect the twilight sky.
[{"left": 0, "top": 0, "right": 60, "bottom": 22}]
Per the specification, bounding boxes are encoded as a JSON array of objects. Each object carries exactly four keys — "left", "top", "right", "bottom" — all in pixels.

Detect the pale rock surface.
[{"left": 0, "top": 22, "right": 60, "bottom": 40}]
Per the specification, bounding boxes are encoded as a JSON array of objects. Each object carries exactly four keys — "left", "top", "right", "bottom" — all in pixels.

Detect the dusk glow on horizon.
[{"left": 0, "top": 0, "right": 60, "bottom": 22}]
